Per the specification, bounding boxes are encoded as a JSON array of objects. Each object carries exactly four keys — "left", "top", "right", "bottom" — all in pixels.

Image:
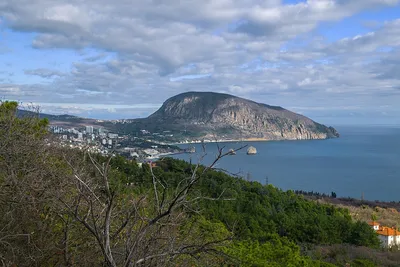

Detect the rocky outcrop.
[
  {"left": 147, "top": 91, "right": 339, "bottom": 141},
  {"left": 247, "top": 146, "right": 257, "bottom": 155}
]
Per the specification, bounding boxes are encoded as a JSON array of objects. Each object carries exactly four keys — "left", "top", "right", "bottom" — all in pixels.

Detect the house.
[
  {"left": 369, "top": 221, "right": 400, "bottom": 248},
  {"left": 377, "top": 226, "right": 400, "bottom": 248},
  {"left": 145, "top": 161, "right": 157, "bottom": 168},
  {"left": 149, "top": 162, "right": 157, "bottom": 168}
]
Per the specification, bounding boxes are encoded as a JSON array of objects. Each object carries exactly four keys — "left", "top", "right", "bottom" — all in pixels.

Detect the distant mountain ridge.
[
  {"left": 17, "top": 109, "right": 81, "bottom": 121},
  {"left": 144, "top": 91, "right": 339, "bottom": 141}
]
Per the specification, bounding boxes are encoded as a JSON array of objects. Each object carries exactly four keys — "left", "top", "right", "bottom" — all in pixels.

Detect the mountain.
[
  {"left": 16, "top": 109, "right": 100, "bottom": 128},
  {"left": 17, "top": 109, "right": 81, "bottom": 121},
  {"left": 141, "top": 91, "right": 339, "bottom": 141},
  {"left": 23, "top": 92, "right": 339, "bottom": 141}
]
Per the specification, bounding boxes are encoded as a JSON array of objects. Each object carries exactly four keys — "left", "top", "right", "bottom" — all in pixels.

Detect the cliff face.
[{"left": 148, "top": 92, "right": 339, "bottom": 141}]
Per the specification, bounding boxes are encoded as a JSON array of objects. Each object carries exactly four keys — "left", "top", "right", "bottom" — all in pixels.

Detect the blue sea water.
[{"left": 172, "top": 126, "right": 400, "bottom": 201}]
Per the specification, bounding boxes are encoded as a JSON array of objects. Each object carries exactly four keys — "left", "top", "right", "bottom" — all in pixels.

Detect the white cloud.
[
  {"left": 0, "top": 85, "right": 21, "bottom": 95},
  {"left": 24, "top": 68, "right": 65, "bottom": 78},
  {"left": 0, "top": 0, "right": 399, "bottom": 120}
]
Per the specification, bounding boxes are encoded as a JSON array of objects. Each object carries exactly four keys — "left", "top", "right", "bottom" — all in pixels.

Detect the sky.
[{"left": 1, "top": 0, "right": 400, "bottom": 125}]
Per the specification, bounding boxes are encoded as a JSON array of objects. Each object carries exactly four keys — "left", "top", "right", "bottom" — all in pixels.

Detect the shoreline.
[
  {"left": 145, "top": 151, "right": 185, "bottom": 160},
  {"left": 168, "top": 136, "right": 331, "bottom": 145},
  {"left": 168, "top": 138, "right": 274, "bottom": 146}
]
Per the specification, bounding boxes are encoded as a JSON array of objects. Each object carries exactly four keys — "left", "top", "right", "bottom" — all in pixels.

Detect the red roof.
[{"left": 376, "top": 226, "right": 400, "bottom": 237}]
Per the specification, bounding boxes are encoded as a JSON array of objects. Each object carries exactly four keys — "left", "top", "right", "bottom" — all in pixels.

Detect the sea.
[{"left": 171, "top": 125, "right": 400, "bottom": 202}]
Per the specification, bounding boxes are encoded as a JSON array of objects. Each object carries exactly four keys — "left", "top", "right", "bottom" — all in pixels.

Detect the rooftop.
[{"left": 376, "top": 226, "right": 400, "bottom": 237}]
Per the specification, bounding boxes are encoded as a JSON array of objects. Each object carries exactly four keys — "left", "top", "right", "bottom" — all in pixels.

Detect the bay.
[{"left": 172, "top": 126, "right": 400, "bottom": 201}]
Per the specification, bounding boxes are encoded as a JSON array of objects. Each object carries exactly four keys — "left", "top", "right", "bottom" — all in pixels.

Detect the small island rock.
[{"left": 247, "top": 146, "right": 257, "bottom": 155}]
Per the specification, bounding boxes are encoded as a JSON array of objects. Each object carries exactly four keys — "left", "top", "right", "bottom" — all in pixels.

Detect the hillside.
[
  {"left": 17, "top": 108, "right": 103, "bottom": 128},
  {"left": 131, "top": 91, "right": 339, "bottom": 141},
  {"left": 17, "top": 108, "right": 81, "bottom": 121}
]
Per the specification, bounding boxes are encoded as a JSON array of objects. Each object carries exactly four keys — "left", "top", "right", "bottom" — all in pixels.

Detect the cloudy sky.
[{"left": 1, "top": 0, "right": 400, "bottom": 125}]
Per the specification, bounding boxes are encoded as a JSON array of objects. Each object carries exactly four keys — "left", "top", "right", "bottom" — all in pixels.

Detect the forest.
[{"left": 0, "top": 101, "right": 398, "bottom": 266}]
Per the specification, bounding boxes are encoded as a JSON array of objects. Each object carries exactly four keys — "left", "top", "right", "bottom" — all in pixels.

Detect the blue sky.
[{"left": 1, "top": 0, "right": 400, "bottom": 125}]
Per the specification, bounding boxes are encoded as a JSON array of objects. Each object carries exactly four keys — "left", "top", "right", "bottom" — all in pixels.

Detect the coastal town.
[
  {"left": 49, "top": 123, "right": 260, "bottom": 160},
  {"left": 49, "top": 124, "right": 185, "bottom": 160}
]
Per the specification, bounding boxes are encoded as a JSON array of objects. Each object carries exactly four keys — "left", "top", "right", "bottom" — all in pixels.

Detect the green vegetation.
[
  {"left": 108, "top": 157, "right": 383, "bottom": 266},
  {"left": 0, "top": 101, "right": 395, "bottom": 266},
  {"left": 148, "top": 157, "right": 380, "bottom": 248},
  {"left": 308, "top": 244, "right": 400, "bottom": 267},
  {"left": 222, "top": 237, "right": 336, "bottom": 267},
  {"left": 314, "top": 197, "right": 400, "bottom": 231}
]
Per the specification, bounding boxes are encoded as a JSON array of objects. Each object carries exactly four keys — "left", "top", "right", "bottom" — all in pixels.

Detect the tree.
[
  {"left": 348, "top": 221, "right": 380, "bottom": 249},
  {"left": 55, "top": 144, "right": 242, "bottom": 266},
  {"left": 0, "top": 101, "right": 61, "bottom": 265},
  {"left": 222, "top": 235, "right": 336, "bottom": 266}
]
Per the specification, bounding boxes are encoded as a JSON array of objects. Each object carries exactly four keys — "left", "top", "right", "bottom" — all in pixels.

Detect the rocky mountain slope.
[
  {"left": 145, "top": 91, "right": 339, "bottom": 141},
  {"left": 23, "top": 91, "right": 339, "bottom": 142}
]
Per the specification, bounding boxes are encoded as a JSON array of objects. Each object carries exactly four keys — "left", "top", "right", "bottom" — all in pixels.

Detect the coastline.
[
  {"left": 168, "top": 138, "right": 272, "bottom": 146},
  {"left": 168, "top": 136, "right": 331, "bottom": 145},
  {"left": 146, "top": 151, "right": 185, "bottom": 160}
]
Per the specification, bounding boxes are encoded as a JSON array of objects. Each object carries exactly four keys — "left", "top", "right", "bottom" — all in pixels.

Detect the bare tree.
[{"left": 54, "top": 142, "right": 246, "bottom": 266}]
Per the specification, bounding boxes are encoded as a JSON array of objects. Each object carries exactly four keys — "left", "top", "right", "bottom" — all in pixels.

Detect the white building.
[
  {"left": 143, "top": 149, "right": 159, "bottom": 158},
  {"left": 369, "top": 221, "right": 400, "bottom": 248},
  {"left": 130, "top": 152, "right": 139, "bottom": 158},
  {"left": 108, "top": 133, "right": 118, "bottom": 139},
  {"left": 86, "top": 126, "right": 94, "bottom": 134}
]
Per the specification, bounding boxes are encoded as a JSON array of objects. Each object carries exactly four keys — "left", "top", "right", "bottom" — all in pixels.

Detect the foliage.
[
  {"left": 0, "top": 101, "right": 59, "bottom": 265},
  {"left": 152, "top": 158, "right": 380, "bottom": 248},
  {"left": 351, "top": 259, "right": 377, "bottom": 267},
  {"left": 307, "top": 244, "right": 400, "bottom": 267},
  {"left": 222, "top": 235, "right": 336, "bottom": 267}
]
